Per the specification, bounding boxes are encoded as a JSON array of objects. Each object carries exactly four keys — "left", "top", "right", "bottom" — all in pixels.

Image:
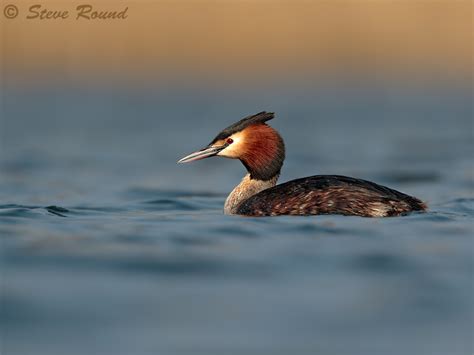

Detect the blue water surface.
[{"left": 1, "top": 82, "right": 472, "bottom": 355}]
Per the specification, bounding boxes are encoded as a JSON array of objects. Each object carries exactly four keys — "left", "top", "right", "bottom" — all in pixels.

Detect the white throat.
[{"left": 224, "top": 174, "right": 279, "bottom": 215}]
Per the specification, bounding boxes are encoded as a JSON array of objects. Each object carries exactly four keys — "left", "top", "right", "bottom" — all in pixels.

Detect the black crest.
[{"left": 210, "top": 111, "right": 274, "bottom": 144}]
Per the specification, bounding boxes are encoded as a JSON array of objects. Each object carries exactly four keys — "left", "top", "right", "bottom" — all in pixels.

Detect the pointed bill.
[{"left": 177, "top": 145, "right": 226, "bottom": 163}]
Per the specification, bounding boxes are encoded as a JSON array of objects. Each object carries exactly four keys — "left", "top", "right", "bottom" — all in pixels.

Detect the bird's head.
[{"left": 178, "top": 111, "right": 285, "bottom": 180}]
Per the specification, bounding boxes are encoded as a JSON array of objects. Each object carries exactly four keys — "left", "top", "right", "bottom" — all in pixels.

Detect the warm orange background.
[{"left": 1, "top": 0, "right": 472, "bottom": 88}]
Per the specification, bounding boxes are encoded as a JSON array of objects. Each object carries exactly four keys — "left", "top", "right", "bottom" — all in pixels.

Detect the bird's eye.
[{"left": 226, "top": 138, "right": 234, "bottom": 144}]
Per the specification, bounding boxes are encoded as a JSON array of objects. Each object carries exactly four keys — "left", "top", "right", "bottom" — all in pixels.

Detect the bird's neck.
[
  {"left": 224, "top": 173, "right": 279, "bottom": 215},
  {"left": 239, "top": 124, "right": 285, "bottom": 181},
  {"left": 223, "top": 124, "right": 285, "bottom": 214}
]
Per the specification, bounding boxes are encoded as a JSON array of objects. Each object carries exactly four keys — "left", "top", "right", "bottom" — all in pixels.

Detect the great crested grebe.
[{"left": 178, "top": 112, "right": 427, "bottom": 217}]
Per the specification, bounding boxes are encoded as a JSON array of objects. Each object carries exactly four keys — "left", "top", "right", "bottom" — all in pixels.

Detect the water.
[{"left": 1, "top": 83, "right": 472, "bottom": 355}]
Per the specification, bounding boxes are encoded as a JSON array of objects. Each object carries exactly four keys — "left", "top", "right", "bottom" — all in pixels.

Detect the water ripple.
[{"left": 0, "top": 204, "right": 69, "bottom": 218}]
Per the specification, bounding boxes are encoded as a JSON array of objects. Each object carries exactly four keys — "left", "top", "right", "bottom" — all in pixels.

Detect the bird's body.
[
  {"left": 234, "top": 174, "right": 426, "bottom": 217},
  {"left": 178, "top": 112, "right": 427, "bottom": 217}
]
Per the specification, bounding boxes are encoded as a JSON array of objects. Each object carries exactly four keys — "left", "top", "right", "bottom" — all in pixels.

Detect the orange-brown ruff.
[{"left": 178, "top": 112, "right": 427, "bottom": 217}]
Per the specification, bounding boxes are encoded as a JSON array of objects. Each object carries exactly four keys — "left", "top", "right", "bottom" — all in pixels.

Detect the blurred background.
[{"left": 1, "top": 1, "right": 473, "bottom": 355}]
